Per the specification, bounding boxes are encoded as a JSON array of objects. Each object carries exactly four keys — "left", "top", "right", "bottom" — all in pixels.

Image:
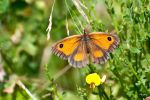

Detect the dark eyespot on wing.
[
  {"left": 59, "top": 44, "right": 63, "bottom": 48},
  {"left": 106, "top": 34, "right": 120, "bottom": 52},
  {"left": 89, "top": 32, "right": 120, "bottom": 53},
  {"left": 51, "top": 35, "right": 82, "bottom": 60},
  {"left": 107, "top": 36, "right": 112, "bottom": 41}
]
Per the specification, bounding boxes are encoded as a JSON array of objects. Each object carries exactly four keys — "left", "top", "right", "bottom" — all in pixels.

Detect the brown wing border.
[
  {"left": 89, "top": 32, "right": 120, "bottom": 53},
  {"left": 68, "top": 41, "right": 89, "bottom": 68},
  {"left": 51, "top": 35, "right": 82, "bottom": 60}
]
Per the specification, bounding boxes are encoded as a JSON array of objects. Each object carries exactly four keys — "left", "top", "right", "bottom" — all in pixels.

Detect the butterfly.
[{"left": 51, "top": 31, "right": 120, "bottom": 68}]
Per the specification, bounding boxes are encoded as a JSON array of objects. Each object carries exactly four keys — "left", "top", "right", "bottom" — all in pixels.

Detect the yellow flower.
[{"left": 86, "top": 73, "right": 106, "bottom": 88}]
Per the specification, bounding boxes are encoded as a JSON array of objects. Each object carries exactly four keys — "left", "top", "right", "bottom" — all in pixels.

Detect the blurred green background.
[{"left": 0, "top": 0, "right": 150, "bottom": 100}]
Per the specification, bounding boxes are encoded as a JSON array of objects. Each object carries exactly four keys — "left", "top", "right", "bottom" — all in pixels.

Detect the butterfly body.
[{"left": 51, "top": 32, "right": 119, "bottom": 68}]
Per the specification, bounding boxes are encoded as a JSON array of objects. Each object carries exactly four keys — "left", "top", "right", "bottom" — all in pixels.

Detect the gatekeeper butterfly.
[{"left": 51, "top": 30, "right": 119, "bottom": 68}]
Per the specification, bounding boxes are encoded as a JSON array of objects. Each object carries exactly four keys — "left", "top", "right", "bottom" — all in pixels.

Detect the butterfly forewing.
[
  {"left": 89, "top": 32, "right": 120, "bottom": 53},
  {"left": 51, "top": 35, "right": 82, "bottom": 59},
  {"left": 87, "top": 32, "right": 119, "bottom": 64}
]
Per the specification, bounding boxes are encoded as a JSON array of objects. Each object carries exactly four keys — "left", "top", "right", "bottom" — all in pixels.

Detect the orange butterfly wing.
[
  {"left": 68, "top": 41, "right": 89, "bottom": 67},
  {"left": 51, "top": 35, "right": 81, "bottom": 59},
  {"left": 89, "top": 32, "right": 120, "bottom": 52},
  {"left": 88, "top": 32, "right": 120, "bottom": 64},
  {"left": 51, "top": 35, "right": 89, "bottom": 67},
  {"left": 51, "top": 32, "right": 120, "bottom": 67},
  {"left": 87, "top": 40, "right": 109, "bottom": 64}
]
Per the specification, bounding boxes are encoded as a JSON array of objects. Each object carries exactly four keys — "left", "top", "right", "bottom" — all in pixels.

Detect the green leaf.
[
  {"left": 147, "top": 33, "right": 150, "bottom": 38},
  {"left": 0, "top": 0, "right": 9, "bottom": 14},
  {"left": 129, "top": 47, "right": 141, "bottom": 54}
]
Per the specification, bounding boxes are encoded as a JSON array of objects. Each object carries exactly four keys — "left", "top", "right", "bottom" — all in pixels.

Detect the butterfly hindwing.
[
  {"left": 51, "top": 35, "right": 81, "bottom": 59},
  {"left": 87, "top": 40, "right": 109, "bottom": 64},
  {"left": 68, "top": 41, "right": 89, "bottom": 68}
]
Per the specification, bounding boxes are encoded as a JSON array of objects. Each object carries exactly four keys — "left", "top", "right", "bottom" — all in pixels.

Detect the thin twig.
[
  {"left": 42, "top": 93, "right": 51, "bottom": 99},
  {"left": 17, "top": 80, "right": 36, "bottom": 100},
  {"left": 53, "top": 65, "right": 71, "bottom": 81}
]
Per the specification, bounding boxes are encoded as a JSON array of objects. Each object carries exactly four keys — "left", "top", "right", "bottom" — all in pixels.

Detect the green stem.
[
  {"left": 88, "top": 64, "right": 109, "bottom": 100},
  {"left": 1, "top": 51, "right": 14, "bottom": 74},
  {"left": 98, "top": 87, "right": 102, "bottom": 100},
  {"left": 98, "top": 86, "right": 109, "bottom": 100},
  {"left": 127, "top": 63, "right": 148, "bottom": 93},
  {"left": 88, "top": 63, "right": 96, "bottom": 73}
]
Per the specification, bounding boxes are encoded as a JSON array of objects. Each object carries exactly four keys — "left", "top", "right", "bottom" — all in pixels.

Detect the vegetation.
[{"left": 0, "top": 0, "right": 150, "bottom": 99}]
